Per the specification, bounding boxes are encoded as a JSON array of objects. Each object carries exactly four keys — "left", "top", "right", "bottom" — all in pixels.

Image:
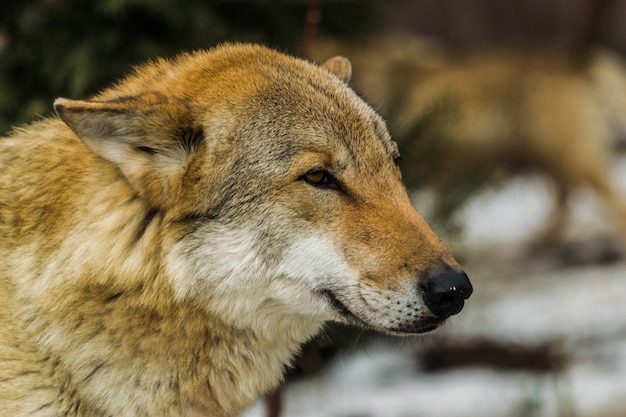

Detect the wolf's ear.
[
  {"left": 322, "top": 56, "right": 352, "bottom": 83},
  {"left": 54, "top": 93, "right": 203, "bottom": 208}
]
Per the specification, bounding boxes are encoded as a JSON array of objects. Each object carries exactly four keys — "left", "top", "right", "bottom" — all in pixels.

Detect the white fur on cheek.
[
  {"left": 276, "top": 232, "right": 357, "bottom": 291},
  {"left": 165, "top": 225, "right": 343, "bottom": 331},
  {"left": 165, "top": 224, "right": 270, "bottom": 329}
]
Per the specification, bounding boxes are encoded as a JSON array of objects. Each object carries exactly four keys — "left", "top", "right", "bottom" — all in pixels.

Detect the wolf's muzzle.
[{"left": 420, "top": 268, "right": 473, "bottom": 318}]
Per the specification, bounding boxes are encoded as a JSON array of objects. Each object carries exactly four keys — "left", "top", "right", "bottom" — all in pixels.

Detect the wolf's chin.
[{"left": 384, "top": 319, "right": 442, "bottom": 335}]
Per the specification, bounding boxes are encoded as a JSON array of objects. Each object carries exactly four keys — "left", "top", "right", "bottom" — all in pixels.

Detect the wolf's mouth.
[
  {"left": 319, "top": 289, "right": 368, "bottom": 327},
  {"left": 319, "top": 289, "right": 443, "bottom": 334}
]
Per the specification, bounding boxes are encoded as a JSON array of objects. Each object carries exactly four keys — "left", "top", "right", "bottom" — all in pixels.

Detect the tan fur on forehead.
[
  {"left": 97, "top": 43, "right": 343, "bottom": 102},
  {"left": 90, "top": 45, "right": 383, "bottom": 164}
]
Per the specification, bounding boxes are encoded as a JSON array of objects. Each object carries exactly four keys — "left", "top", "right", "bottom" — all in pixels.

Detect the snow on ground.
[
  {"left": 248, "top": 350, "right": 564, "bottom": 417},
  {"left": 244, "top": 159, "right": 626, "bottom": 417}
]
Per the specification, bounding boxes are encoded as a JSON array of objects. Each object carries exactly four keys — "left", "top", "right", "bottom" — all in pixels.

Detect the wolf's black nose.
[{"left": 421, "top": 268, "right": 473, "bottom": 318}]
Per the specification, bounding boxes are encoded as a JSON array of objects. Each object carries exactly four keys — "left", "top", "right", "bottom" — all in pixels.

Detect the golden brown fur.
[{"left": 0, "top": 44, "right": 468, "bottom": 416}]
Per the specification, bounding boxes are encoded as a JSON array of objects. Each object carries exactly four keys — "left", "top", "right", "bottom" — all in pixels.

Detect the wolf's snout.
[{"left": 420, "top": 268, "right": 473, "bottom": 318}]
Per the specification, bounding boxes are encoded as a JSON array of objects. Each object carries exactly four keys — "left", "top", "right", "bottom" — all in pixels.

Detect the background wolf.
[{"left": 0, "top": 44, "right": 471, "bottom": 416}]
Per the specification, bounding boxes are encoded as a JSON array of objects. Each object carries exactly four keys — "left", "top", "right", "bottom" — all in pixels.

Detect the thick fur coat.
[{"left": 0, "top": 44, "right": 469, "bottom": 416}]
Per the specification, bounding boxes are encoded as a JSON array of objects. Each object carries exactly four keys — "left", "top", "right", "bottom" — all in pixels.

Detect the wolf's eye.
[
  {"left": 393, "top": 155, "right": 402, "bottom": 166},
  {"left": 303, "top": 169, "right": 340, "bottom": 190}
]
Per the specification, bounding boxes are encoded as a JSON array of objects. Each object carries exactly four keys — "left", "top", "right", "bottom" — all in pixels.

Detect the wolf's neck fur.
[
  {"left": 78, "top": 294, "right": 322, "bottom": 416},
  {"left": 26, "top": 284, "right": 322, "bottom": 416}
]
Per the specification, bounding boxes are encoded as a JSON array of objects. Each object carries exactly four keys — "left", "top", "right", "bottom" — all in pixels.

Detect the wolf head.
[{"left": 54, "top": 44, "right": 471, "bottom": 336}]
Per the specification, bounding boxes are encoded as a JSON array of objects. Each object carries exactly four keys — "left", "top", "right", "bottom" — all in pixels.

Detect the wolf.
[{"left": 0, "top": 43, "right": 471, "bottom": 417}]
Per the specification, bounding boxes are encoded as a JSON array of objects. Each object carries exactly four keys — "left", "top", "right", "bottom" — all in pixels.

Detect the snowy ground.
[{"left": 244, "top": 159, "right": 626, "bottom": 417}]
